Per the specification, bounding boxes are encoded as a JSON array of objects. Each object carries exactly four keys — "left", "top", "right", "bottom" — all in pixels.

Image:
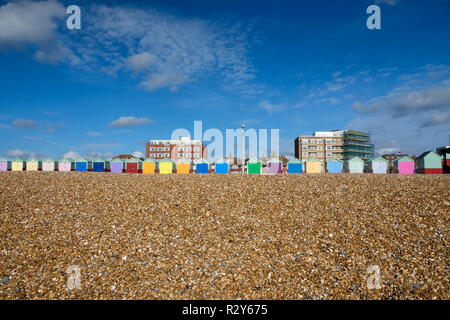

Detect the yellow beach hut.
[
  {"left": 26, "top": 158, "right": 42, "bottom": 171},
  {"left": 11, "top": 158, "right": 25, "bottom": 171},
  {"left": 305, "top": 158, "right": 321, "bottom": 173},
  {"left": 158, "top": 158, "right": 174, "bottom": 174}
]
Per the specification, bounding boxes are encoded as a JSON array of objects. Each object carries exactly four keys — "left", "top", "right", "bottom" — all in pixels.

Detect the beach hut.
[
  {"left": 93, "top": 158, "right": 107, "bottom": 172},
  {"left": 215, "top": 158, "right": 229, "bottom": 174},
  {"left": 305, "top": 158, "right": 321, "bottom": 173},
  {"left": 176, "top": 159, "right": 192, "bottom": 174},
  {"left": 42, "top": 158, "right": 57, "bottom": 171},
  {"left": 394, "top": 156, "right": 414, "bottom": 174},
  {"left": 247, "top": 159, "right": 261, "bottom": 174},
  {"left": 287, "top": 158, "right": 302, "bottom": 173},
  {"left": 26, "top": 158, "right": 42, "bottom": 171},
  {"left": 344, "top": 157, "right": 364, "bottom": 174},
  {"left": 158, "top": 158, "right": 174, "bottom": 174},
  {"left": 142, "top": 158, "right": 156, "bottom": 174},
  {"left": 110, "top": 158, "right": 124, "bottom": 173},
  {"left": 11, "top": 158, "right": 25, "bottom": 171},
  {"left": 75, "top": 158, "right": 92, "bottom": 172},
  {"left": 416, "top": 151, "right": 443, "bottom": 174},
  {"left": 0, "top": 158, "right": 10, "bottom": 172},
  {"left": 58, "top": 158, "right": 74, "bottom": 172},
  {"left": 125, "top": 158, "right": 142, "bottom": 174},
  {"left": 367, "top": 157, "right": 388, "bottom": 174},
  {"left": 267, "top": 158, "right": 282, "bottom": 174},
  {"left": 195, "top": 158, "right": 209, "bottom": 174},
  {"left": 326, "top": 158, "right": 343, "bottom": 173}
]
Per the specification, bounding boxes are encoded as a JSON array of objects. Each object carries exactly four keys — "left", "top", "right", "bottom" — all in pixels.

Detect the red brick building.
[{"left": 146, "top": 137, "right": 207, "bottom": 161}]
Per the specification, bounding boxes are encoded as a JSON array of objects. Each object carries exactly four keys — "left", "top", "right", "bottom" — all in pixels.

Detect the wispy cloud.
[
  {"left": 12, "top": 118, "right": 36, "bottom": 129},
  {"left": 109, "top": 116, "right": 154, "bottom": 128},
  {"left": 85, "top": 131, "right": 105, "bottom": 137}
]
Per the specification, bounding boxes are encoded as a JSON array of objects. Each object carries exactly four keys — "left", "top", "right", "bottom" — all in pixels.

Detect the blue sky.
[{"left": 0, "top": 0, "right": 449, "bottom": 159}]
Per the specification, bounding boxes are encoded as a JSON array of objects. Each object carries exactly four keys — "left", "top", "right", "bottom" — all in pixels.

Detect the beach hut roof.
[
  {"left": 59, "top": 158, "right": 74, "bottom": 163},
  {"left": 93, "top": 158, "right": 105, "bottom": 163},
  {"left": 369, "top": 156, "right": 388, "bottom": 163},
  {"left": 110, "top": 158, "right": 124, "bottom": 163},
  {"left": 268, "top": 157, "right": 282, "bottom": 163},
  {"left": 42, "top": 158, "right": 55, "bottom": 162},
  {"left": 248, "top": 158, "right": 261, "bottom": 164},
  {"left": 26, "top": 158, "right": 40, "bottom": 162},
  {"left": 0, "top": 157, "right": 9, "bottom": 162},
  {"left": 417, "top": 150, "right": 441, "bottom": 160},
  {"left": 287, "top": 158, "right": 302, "bottom": 163},
  {"left": 214, "top": 157, "right": 227, "bottom": 164},
  {"left": 347, "top": 156, "right": 364, "bottom": 163},
  {"left": 12, "top": 158, "right": 24, "bottom": 162},
  {"left": 306, "top": 157, "right": 321, "bottom": 162},
  {"left": 126, "top": 157, "right": 142, "bottom": 163},
  {"left": 394, "top": 156, "right": 413, "bottom": 163},
  {"left": 326, "top": 158, "right": 343, "bottom": 163},
  {"left": 158, "top": 158, "right": 173, "bottom": 163},
  {"left": 143, "top": 158, "right": 156, "bottom": 163},
  {"left": 194, "top": 158, "right": 209, "bottom": 164}
]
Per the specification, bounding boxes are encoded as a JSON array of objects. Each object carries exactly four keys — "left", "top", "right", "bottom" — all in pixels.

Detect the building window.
[
  {"left": 326, "top": 139, "right": 332, "bottom": 144},
  {"left": 318, "top": 146, "right": 323, "bottom": 151},
  {"left": 193, "top": 147, "right": 199, "bottom": 152},
  {"left": 332, "top": 139, "right": 337, "bottom": 143},
  {"left": 164, "top": 147, "right": 170, "bottom": 151},
  {"left": 179, "top": 147, "right": 184, "bottom": 151},
  {"left": 326, "top": 146, "right": 332, "bottom": 150},
  {"left": 186, "top": 147, "right": 192, "bottom": 152},
  {"left": 302, "top": 146, "right": 308, "bottom": 150},
  {"left": 310, "top": 152, "right": 316, "bottom": 157},
  {"left": 164, "top": 153, "right": 170, "bottom": 157},
  {"left": 302, "top": 152, "right": 308, "bottom": 157},
  {"left": 150, "top": 153, "right": 155, "bottom": 157},
  {"left": 157, "top": 147, "right": 163, "bottom": 151},
  {"left": 326, "top": 152, "right": 332, "bottom": 157},
  {"left": 302, "top": 139, "right": 308, "bottom": 144},
  {"left": 317, "top": 140, "right": 322, "bottom": 144},
  {"left": 150, "top": 147, "right": 156, "bottom": 151},
  {"left": 186, "top": 153, "right": 192, "bottom": 158},
  {"left": 194, "top": 153, "right": 199, "bottom": 158},
  {"left": 179, "top": 153, "right": 184, "bottom": 157},
  {"left": 309, "top": 146, "right": 316, "bottom": 150},
  {"left": 157, "top": 153, "right": 162, "bottom": 157},
  {"left": 309, "top": 139, "right": 316, "bottom": 144},
  {"left": 317, "top": 153, "right": 322, "bottom": 157}
]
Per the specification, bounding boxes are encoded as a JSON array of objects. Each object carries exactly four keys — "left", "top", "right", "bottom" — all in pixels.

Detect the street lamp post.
[{"left": 241, "top": 123, "right": 245, "bottom": 174}]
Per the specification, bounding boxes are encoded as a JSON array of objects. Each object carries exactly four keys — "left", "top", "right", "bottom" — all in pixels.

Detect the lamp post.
[{"left": 241, "top": 123, "right": 245, "bottom": 174}]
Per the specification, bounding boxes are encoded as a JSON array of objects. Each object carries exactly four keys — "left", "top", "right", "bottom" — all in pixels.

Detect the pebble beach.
[{"left": 0, "top": 172, "right": 448, "bottom": 299}]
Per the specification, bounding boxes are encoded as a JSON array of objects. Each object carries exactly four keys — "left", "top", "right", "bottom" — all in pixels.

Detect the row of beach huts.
[{"left": 0, "top": 151, "right": 447, "bottom": 174}]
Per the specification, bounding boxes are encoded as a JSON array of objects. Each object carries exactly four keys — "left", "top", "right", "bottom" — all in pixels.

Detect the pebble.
[{"left": 0, "top": 172, "right": 448, "bottom": 299}]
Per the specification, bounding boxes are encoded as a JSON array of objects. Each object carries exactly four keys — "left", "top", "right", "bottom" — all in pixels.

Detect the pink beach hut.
[
  {"left": 394, "top": 156, "right": 414, "bottom": 174},
  {"left": 267, "top": 158, "right": 282, "bottom": 174},
  {"left": 0, "top": 158, "right": 9, "bottom": 171},
  {"left": 58, "top": 158, "right": 74, "bottom": 172}
]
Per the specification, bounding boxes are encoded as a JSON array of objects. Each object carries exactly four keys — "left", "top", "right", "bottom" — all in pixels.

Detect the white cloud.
[
  {"left": 140, "top": 73, "right": 189, "bottom": 91},
  {"left": 12, "top": 118, "right": 36, "bottom": 129},
  {"left": 7, "top": 149, "right": 35, "bottom": 158},
  {"left": 258, "top": 100, "right": 285, "bottom": 114},
  {"left": 85, "top": 131, "right": 105, "bottom": 137},
  {"left": 63, "top": 151, "right": 81, "bottom": 159},
  {"left": 0, "top": 0, "right": 74, "bottom": 64},
  {"left": 127, "top": 52, "right": 157, "bottom": 73},
  {"left": 132, "top": 151, "right": 144, "bottom": 158},
  {"left": 375, "top": 0, "right": 400, "bottom": 5},
  {"left": 352, "top": 85, "right": 450, "bottom": 118},
  {"left": 109, "top": 116, "right": 153, "bottom": 128}
]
